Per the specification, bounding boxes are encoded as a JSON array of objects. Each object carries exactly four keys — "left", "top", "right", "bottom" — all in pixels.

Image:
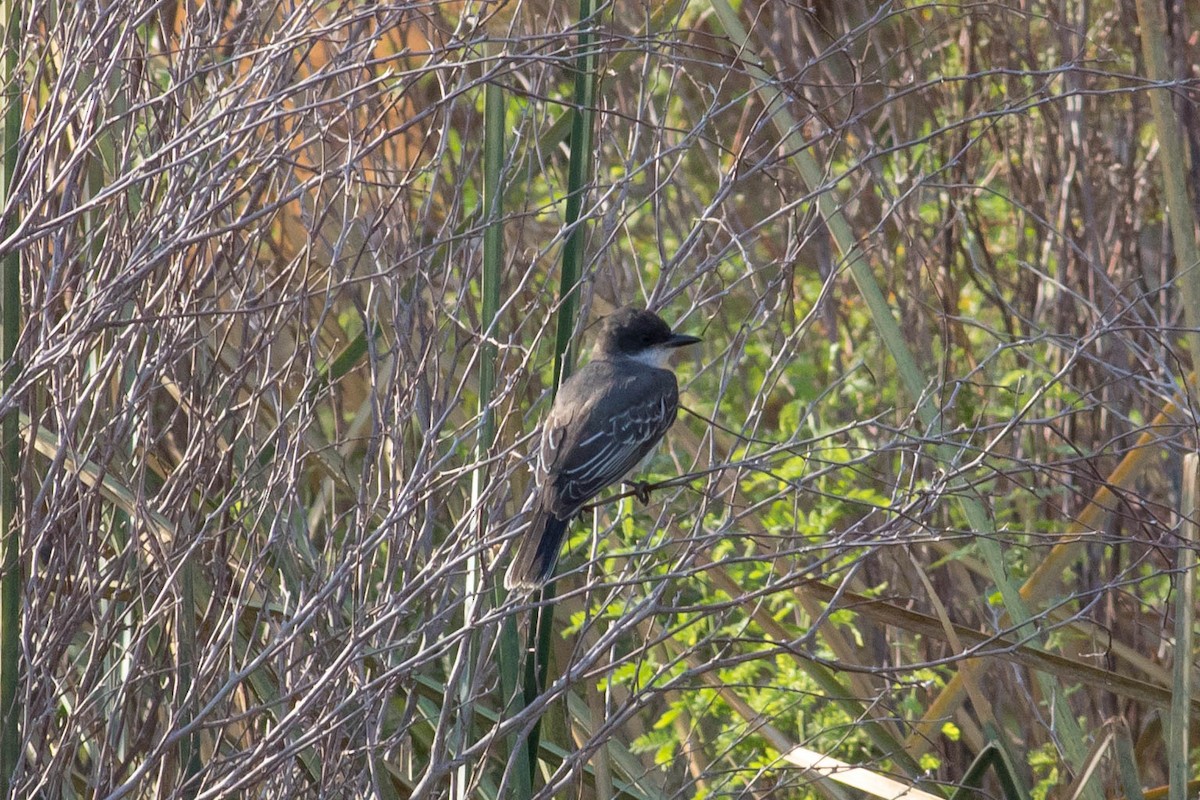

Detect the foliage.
[{"left": 0, "top": 0, "right": 1197, "bottom": 797}]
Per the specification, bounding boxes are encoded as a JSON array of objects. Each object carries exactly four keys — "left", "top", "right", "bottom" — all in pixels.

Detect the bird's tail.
[{"left": 504, "top": 511, "right": 569, "bottom": 591}]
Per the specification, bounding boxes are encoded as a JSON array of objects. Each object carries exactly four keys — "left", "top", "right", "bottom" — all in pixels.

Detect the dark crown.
[{"left": 594, "top": 307, "right": 676, "bottom": 355}]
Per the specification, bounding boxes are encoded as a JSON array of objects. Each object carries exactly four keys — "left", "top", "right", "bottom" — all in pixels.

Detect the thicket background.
[{"left": 1, "top": 0, "right": 1198, "bottom": 798}]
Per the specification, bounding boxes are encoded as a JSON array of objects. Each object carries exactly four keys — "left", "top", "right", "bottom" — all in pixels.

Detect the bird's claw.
[{"left": 625, "top": 480, "right": 653, "bottom": 505}]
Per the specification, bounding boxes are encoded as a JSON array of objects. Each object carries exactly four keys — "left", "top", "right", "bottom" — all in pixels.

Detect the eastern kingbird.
[{"left": 505, "top": 307, "right": 701, "bottom": 590}]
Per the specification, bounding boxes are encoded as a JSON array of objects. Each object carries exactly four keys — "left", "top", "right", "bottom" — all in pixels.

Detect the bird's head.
[{"left": 594, "top": 307, "right": 702, "bottom": 367}]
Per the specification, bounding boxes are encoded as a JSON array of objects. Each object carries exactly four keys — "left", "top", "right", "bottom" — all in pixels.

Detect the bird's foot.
[{"left": 625, "top": 480, "right": 654, "bottom": 505}]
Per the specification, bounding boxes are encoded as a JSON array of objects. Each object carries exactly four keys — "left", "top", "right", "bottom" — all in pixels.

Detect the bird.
[{"left": 504, "top": 306, "right": 701, "bottom": 590}]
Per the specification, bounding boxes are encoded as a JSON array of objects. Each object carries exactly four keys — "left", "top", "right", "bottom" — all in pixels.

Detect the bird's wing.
[{"left": 538, "top": 364, "right": 679, "bottom": 518}]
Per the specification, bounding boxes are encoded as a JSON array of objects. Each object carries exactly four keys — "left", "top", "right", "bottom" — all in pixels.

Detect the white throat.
[{"left": 626, "top": 346, "right": 675, "bottom": 369}]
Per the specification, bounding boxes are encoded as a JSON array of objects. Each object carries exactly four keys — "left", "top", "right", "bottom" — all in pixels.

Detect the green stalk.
[
  {"left": 951, "top": 743, "right": 1028, "bottom": 800},
  {"left": 1134, "top": 0, "right": 1200, "bottom": 364},
  {"left": 551, "top": 0, "right": 597, "bottom": 391},
  {"left": 1170, "top": 455, "right": 1196, "bottom": 800},
  {"left": 522, "top": 578, "right": 556, "bottom": 785},
  {"left": 0, "top": 0, "right": 22, "bottom": 790},
  {"left": 459, "top": 79, "right": 507, "bottom": 797},
  {"left": 521, "top": 0, "right": 599, "bottom": 787},
  {"left": 1111, "top": 719, "right": 1146, "bottom": 800},
  {"left": 177, "top": 559, "right": 202, "bottom": 795},
  {"left": 1131, "top": 13, "right": 1200, "bottom": 789},
  {"left": 477, "top": 78, "right": 534, "bottom": 798},
  {"left": 481, "top": 84, "right": 502, "bottom": 449}
]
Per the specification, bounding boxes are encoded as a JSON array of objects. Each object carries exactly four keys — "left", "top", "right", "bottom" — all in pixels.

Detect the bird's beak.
[{"left": 666, "top": 333, "right": 702, "bottom": 348}]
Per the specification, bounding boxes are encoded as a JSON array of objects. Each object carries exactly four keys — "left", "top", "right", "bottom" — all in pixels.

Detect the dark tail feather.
[{"left": 504, "top": 512, "right": 570, "bottom": 591}]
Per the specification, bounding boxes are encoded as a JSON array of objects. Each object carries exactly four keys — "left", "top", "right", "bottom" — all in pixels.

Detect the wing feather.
[{"left": 537, "top": 361, "right": 680, "bottom": 518}]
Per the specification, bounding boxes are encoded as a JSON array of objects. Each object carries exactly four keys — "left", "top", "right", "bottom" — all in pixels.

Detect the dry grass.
[{"left": 2, "top": 0, "right": 1198, "bottom": 797}]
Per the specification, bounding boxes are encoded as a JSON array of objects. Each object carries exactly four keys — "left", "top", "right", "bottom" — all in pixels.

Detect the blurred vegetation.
[{"left": 0, "top": 0, "right": 1198, "bottom": 797}]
